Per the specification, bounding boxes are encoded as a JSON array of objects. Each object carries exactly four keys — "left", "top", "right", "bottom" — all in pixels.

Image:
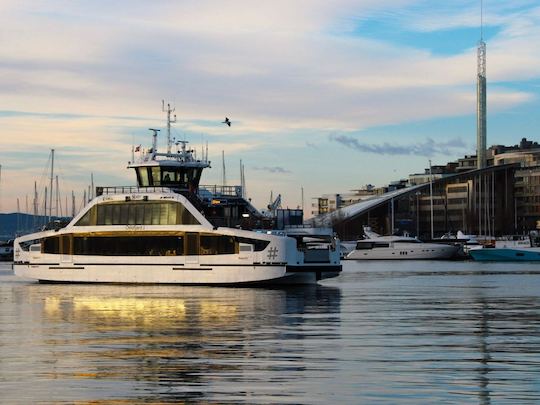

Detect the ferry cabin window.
[
  {"left": 44, "top": 233, "right": 263, "bottom": 256},
  {"left": 73, "top": 236, "right": 184, "bottom": 256},
  {"left": 200, "top": 234, "right": 237, "bottom": 255},
  {"left": 186, "top": 233, "right": 199, "bottom": 255},
  {"left": 43, "top": 236, "right": 60, "bottom": 254},
  {"left": 75, "top": 201, "right": 200, "bottom": 226}
]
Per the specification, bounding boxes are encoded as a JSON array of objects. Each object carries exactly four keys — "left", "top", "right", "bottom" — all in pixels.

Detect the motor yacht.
[{"left": 346, "top": 227, "right": 458, "bottom": 260}]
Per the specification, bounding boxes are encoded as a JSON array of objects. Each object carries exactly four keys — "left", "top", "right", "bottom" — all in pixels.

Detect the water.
[{"left": 1, "top": 261, "right": 540, "bottom": 404}]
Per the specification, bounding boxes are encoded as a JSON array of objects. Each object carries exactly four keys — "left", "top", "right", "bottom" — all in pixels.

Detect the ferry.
[
  {"left": 346, "top": 226, "right": 459, "bottom": 260},
  {"left": 13, "top": 107, "right": 341, "bottom": 284}
]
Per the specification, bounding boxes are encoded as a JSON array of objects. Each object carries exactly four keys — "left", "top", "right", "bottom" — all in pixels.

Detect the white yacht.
[
  {"left": 345, "top": 227, "right": 459, "bottom": 260},
  {"left": 13, "top": 107, "right": 341, "bottom": 285}
]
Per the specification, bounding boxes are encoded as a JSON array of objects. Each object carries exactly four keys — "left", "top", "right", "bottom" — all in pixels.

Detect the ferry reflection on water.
[{"left": 13, "top": 283, "right": 341, "bottom": 402}]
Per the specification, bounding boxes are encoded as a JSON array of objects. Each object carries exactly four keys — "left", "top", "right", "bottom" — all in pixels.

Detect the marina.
[
  {"left": 2, "top": 260, "right": 540, "bottom": 403},
  {"left": 2, "top": 1, "right": 540, "bottom": 403}
]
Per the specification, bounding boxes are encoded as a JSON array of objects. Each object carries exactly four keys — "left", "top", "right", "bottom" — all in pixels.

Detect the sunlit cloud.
[{"left": 1, "top": 0, "right": 540, "bottom": 212}]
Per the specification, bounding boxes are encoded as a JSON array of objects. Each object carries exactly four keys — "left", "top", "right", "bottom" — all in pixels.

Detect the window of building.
[{"left": 448, "top": 186, "right": 468, "bottom": 193}]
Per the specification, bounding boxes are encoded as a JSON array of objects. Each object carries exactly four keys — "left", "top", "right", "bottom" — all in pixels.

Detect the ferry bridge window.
[
  {"left": 162, "top": 170, "right": 176, "bottom": 185},
  {"left": 75, "top": 201, "right": 200, "bottom": 226},
  {"left": 137, "top": 168, "right": 150, "bottom": 187}
]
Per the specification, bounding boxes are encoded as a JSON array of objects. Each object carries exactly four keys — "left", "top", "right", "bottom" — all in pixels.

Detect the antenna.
[
  {"left": 149, "top": 128, "right": 160, "bottom": 155},
  {"left": 162, "top": 100, "right": 177, "bottom": 154},
  {"left": 480, "top": 0, "right": 483, "bottom": 41}
]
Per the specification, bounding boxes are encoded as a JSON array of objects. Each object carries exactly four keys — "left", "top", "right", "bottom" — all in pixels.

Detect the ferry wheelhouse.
[{"left": 14, "top": 109, "right": 341, "bottom": 284}]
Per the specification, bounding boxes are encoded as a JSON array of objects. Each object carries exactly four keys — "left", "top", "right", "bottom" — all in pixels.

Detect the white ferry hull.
[
  {"left": 15, "top": 262, "right": 281, "bottom": 284},
  {"left": 346, "top": 244, "right": 458, "bottom": 260},
  {"left": 14, "top": 262, "right": 341, "bottom": 284}
]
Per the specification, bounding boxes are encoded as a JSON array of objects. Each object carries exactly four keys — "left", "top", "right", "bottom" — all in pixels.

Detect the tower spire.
[{"left": 476, "top": 0, "right": 487, "bottom": 169}]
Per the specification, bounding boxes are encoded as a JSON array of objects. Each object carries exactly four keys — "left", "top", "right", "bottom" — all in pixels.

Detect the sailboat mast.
[
  {"left": 33, "top": 181, "right": 37, "bottom": 229},
  {"left": 222, "top": 151, "right": 227, "bottom": 187},
  {"left": 90, "top": 173, "right": 94, "bottom": 200},
  {"left": 72, "top": 190, "right": 75, "bottom": 217},
  {"left": 48, "top": 149, "right": 55, "bottom": 221},
  {"left": 55, "top": 175, "right": 60, "bottom": 217},
  {"left": 429, "top": 159, "right": 434, "bottom": 239},
  {"left": 44, "top": 187, "right": 48, "bottom": 224}
]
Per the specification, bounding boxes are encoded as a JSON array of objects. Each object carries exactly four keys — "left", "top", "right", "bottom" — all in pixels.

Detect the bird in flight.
[{"left": 222, "top": 117, "right": 231, "bottom": 127}]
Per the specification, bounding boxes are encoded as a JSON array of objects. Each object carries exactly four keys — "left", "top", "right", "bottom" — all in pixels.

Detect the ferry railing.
[
  {"left": 199, "top": 185, "right": 243, "bottom": 197},
  {"left": 96, "top": 185, "right": 243, "bottom": 198},
  {"left": 96, "top": 186, "right": 181, "bottom": 196}
]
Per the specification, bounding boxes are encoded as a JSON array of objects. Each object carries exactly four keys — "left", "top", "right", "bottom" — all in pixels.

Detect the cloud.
[
  {"left": 253, "top": 166, "right": 291, "bottom": 174},
  {"left": 1, "top": 1, "right": 540, "bottom": 211},
  {"left": 330, "top": 134, "right": 468, "bottom": 157}
]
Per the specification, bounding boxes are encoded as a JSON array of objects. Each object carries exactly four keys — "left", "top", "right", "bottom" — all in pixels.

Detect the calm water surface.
[{"left": 1, "top": 261, "right": 540, "bottom": 404}]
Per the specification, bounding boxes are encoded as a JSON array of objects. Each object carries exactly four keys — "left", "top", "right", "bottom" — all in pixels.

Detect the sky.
[{"left": 1, "top": 0, "right": 540, "bottom": 216}]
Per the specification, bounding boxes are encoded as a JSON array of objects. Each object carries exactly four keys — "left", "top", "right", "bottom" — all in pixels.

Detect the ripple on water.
[{"left": 1, "top": 261, "right": 540, "bottom": 404}]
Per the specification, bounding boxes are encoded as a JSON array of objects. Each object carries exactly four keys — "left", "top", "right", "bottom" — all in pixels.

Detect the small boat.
[
  {"left": 346, "top": 227, "right": 459, "bottom": 260},
  {"left": 469, "top": 247, "right": 540, "bottom": 261},
  {"left": 0, "top": 240, "right": 14, "bottom": 261},
  {"left": 469, "top": 234, "right": 540, "bottom": 261}
]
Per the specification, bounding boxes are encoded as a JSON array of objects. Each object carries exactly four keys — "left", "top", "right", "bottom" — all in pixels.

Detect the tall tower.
[{"left": 476, "top": 3, "right": 487, "bottom": 169}]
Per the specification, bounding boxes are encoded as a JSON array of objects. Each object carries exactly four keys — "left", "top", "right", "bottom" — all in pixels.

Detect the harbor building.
[
  {"left": 310, "top": 138, "right": 540, "bottom": 240},
  {"left": 311, "top": 185, "right": 384, "bottom": 217},
  {"left": 310, "top": 164, "right": 516, "bottom": 240}
]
